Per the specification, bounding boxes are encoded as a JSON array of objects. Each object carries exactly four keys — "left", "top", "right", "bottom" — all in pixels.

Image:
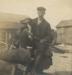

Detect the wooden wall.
[{"left": 56, "top": 27, "right": 72, "bottom": 45}]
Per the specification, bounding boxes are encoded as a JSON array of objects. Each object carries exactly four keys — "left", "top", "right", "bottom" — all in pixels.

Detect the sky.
[{"left": 0, "top": 0, "right": 72, "bottom": 29}]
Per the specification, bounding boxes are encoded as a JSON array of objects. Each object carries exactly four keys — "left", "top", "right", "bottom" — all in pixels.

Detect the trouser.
[
  {"left": 14, "top": 65, "right": 23, "bottom": 75},
  {"left": 31, "top": 44, "right": 52, "bottom": 73},
  {"left": 14, "top": 64, "right": 27, "bottom": 75}
]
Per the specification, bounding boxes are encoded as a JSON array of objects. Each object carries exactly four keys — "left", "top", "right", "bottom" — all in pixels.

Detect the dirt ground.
[{"left": 44, "top": 52, "right": 72, "bottom": 75}]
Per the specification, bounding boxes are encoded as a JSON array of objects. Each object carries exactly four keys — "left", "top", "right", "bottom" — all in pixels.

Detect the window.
[
  {"left": 0, "top": 31, "right": 7, "bottom": 49},
  {"left": 0, "top": 32, "right": 6, "bottom": 42}
]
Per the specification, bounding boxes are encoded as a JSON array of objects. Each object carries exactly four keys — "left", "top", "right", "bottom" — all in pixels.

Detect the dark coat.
[
  {"left": 12, "top": 27, "right": 32, "bottom": 48},
  {"left": 31, "top": 18, "right": 52, "bottom": 43},
  {"left": 30, "top": 18, "right": 52, "bottom": 53},
  {"left": 30, "top": 18, "right": 53, "bottom": 70}
]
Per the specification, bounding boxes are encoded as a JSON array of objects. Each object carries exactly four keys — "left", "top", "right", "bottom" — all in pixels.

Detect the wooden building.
[
  {"left": 0, "top": 12, "right": 26, "bottom": 49},
  {"left": 56, "top": 20, "right": 72, "bottom": 45}
]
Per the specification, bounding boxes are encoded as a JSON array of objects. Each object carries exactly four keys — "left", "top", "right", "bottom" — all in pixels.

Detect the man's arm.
[{"left": 40, "top": 23, "right": 52, "bottom": 44}]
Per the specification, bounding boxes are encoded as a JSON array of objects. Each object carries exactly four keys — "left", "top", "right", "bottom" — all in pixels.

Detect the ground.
[
  {"left": 44, "top": 51, "right": 72, "bottom": 75},
  {"left": 0, "top": 46, "right": 72, "bottom": 75}
]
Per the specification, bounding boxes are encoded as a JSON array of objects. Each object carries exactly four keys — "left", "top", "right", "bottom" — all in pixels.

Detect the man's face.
[{"left": 37, "top": 10, "right": 45, "bottom": 17}]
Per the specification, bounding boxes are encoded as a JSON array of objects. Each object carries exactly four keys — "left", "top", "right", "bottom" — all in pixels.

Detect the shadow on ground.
[{"left": 50, "top": 46, "right": 67, "bottom": 54}]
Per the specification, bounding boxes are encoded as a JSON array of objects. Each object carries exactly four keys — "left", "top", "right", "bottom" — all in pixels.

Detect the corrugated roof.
[{"left": 56, "top": 20, "right": 72, "bottom": 28}]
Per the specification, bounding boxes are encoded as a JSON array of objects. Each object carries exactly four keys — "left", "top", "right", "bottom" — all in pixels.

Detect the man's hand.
[{"left": 40, "top": 39, "right": 47, "bottom": 43}]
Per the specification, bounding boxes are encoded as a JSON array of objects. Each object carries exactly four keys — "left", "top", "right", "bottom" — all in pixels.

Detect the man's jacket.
[{"left": 31, "top": 18, "right": 52, "bottom": 44}]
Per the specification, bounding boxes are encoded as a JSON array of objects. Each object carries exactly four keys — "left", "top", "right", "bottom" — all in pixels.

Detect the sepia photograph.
[{"left": 0, "top": 0, "right": 72, "bottom": 75}]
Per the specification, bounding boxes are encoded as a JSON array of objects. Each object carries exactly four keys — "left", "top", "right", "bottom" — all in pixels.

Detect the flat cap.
[
  {"left": 20, "top": 18, "right": 31, "bottom": 24},
  {"left": 37, "top": 7, "right": 46, "bottom": 11}
]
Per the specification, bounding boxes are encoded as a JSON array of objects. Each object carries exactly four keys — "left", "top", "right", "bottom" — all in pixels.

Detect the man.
[
  {"left": 30, "top": 7, "right": 53, "bottom": 74},
  {"left": 12, "top": 18, "right": 33, "bottom": 75},
  {"left": 11, "top": 18, "right": 32, "bottom": 49}
]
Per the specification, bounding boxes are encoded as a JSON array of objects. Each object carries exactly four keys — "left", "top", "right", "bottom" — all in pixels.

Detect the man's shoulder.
[
  {"left": 43, "top": 19, "right": 51, "bottom": 27},
  {"left": 44, "top": 19, "right": 50, "bottom": 24},
  {"left": 32, "top": 18, "right": 51, "bottom": 27}
]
